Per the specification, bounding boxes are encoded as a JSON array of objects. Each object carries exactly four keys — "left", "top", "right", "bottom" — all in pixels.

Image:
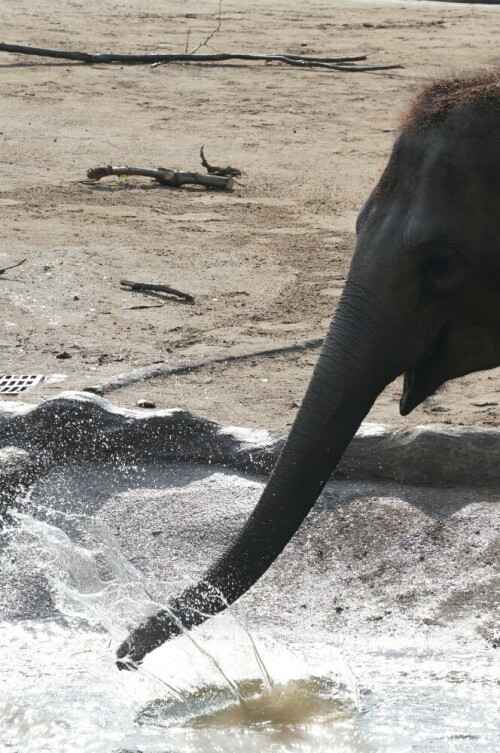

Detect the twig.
[
  {"left": 152, "top": 53, "right": 401, "bottom": 73},
  {"left": 124, "top": 303, "right": 165, "bottom": 310},
  {"left": 87, "top": 165, "right": 234, "bottom": 190},
  {"left": 200, "top": 146, "right": 241, "bottom": 177},
  {"left": 151, "top": 54, "right": 376, "bottom": 70},
  {"left": 188, "top": 0, "right": 223, "bottom": 55},
  {"left": 84, "top": 338, "right": 324, "bottom": 395},
  {"left": 0, "top": 43, "right": 402, "bottom": 72},
  {"left": 120, "top": 279, "right": 195, "bottom": 303},
  {"left": 0, "top": 258, "right": 27, "bottom": 275}
]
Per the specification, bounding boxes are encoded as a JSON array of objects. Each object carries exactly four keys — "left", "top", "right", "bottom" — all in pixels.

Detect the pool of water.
[
  {"left": 2, "top": 614, "right": 497, "bottom": 753},
  {"left": 0, "top": 462, "right": 498, "bottom": 752}
]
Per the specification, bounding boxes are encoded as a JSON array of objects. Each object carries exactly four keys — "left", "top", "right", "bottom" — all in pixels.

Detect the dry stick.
[
  {"left": 151, "top": 53, "right": 402, "bottom": 73},
  {"left": 124, "top": 304, "right": 166, "bottom": 310},
  {"left": 84, "top": 338, "right": 324, "bottom": 395},
  {"left": 188, "top": 0, "right": 223, "bottom": 55},
  {"left": 150, "top": 54, "right": 377, "bottom": 70},
  {"left": 87, "top": 165, "right": 234, "bottom": 189},
  {"left": 273, "top": 53, "right": 363, "bottom": 63},
  {"left": 120, "top": 279, "right": 195, "bottom": 303},
  {"left": 130, "top": 305, "right": 168, "bottom": 312},
  {"left": 0, "top": 258, "right": 26, "bottom": 275},
  {"left": 0, "top": 44, "right": 400, "bottom": 71},
  {"left": 200, "top": 146, "right": 241, "bottom": 177}
]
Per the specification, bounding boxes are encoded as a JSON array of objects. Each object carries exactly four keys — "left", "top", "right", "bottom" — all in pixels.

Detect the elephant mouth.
[
  {"left": 399, "top": 323, "right": 450, "bottom": 416},
  {"left": 400, "top": 369, "right": 424, "bottom": 415}
]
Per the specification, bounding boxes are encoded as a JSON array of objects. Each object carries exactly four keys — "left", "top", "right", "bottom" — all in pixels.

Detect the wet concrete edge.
[{"left": 0, "top": 391, "right": 498, "bottom": 517}]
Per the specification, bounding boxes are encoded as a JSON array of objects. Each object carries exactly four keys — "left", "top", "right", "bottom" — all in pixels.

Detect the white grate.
[{"left": 0, "top": 375, "right": 44, "bottom": 395}]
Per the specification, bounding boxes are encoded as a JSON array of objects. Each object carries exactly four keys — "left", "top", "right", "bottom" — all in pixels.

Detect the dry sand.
[{"left": 1, "top": 0, "right": 499, "bottom": 434}]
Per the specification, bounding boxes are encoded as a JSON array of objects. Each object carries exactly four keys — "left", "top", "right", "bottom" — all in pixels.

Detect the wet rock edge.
[{"left": 0, "top": 391, "right": 498, "bottom": 516}]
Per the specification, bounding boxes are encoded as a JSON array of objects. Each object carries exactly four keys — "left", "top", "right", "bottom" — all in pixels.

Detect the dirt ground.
[{"left": 1, "top": 0, "right": 499, "bottom": 435}]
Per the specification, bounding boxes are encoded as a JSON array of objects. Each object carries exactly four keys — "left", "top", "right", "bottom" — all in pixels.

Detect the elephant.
[{"left": 116, "top": 73, "right": 500, "bottom": 668}]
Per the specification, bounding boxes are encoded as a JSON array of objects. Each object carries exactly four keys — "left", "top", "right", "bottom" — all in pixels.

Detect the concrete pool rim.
[{"left": 0, "top": 391, "right": 498, "bottom": 512}]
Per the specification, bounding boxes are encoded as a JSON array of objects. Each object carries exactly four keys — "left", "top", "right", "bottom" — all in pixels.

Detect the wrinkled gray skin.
[{"left": 117, "top": 104, "right": 500, "bottom": 668}]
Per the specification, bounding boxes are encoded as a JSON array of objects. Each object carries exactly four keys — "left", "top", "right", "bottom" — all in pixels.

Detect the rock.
[
  {"left": 0, "top": 392, "right": 498, "bottom": 487},
  {"left": 137, "top": 399, "right": 156, "bottom": 409}
]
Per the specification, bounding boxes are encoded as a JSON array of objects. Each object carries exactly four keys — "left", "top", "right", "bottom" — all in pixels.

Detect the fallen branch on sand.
[
  {"left": 0, "top": 259, "right": 26, "bottom": 275},
  {"left": 0, "top": 43, "right": 402, "bottom": 72},
  {"left": 124, "top": 303, "right": 166, "bottom": 311},
  {"left": 120, "top": 279, "right": 195, "bottom": 303},
  {"left": 149, "top": 52, "right": 401, "bottom": 73},
  {"left": 84, "top": 338, "right": 324, "bottom": 395},
  {"left": 87, "top": 165, "right": 234, "bottom": 190},
  {"left": 200, "top": 146, "right": 241, "bottom": 177}
]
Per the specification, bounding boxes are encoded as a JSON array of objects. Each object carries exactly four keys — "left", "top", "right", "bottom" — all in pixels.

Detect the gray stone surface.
[
  {"left": 2, "top": 459, "right": 497, "bottom": 649},
  {"left": 0, "top": 392, "right": 498, "bottom": 491},
  {"left": 0, "top": 392, "right": 497, "bottom": 648}
]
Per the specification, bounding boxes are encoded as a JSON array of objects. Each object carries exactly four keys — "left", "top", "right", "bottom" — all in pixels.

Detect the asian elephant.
[{"left": 117, "top": 73, "right": 500, "bottom": 667}]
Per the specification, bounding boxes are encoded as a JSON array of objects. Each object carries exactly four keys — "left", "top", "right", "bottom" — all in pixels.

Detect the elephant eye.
[
  {"left": 420, "top": 244, "right": 465, "bottom": 290},
  {"left": 423, "top": 252, "right": 453, "bottom": 280}
]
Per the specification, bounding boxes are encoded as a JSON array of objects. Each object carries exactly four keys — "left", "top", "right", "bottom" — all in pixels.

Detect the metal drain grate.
[{"left": 0, "top": 375, "right": 44, "bottom": 395}]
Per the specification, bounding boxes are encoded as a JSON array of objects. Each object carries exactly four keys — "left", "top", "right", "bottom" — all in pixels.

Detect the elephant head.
[{"left": 117, "top": 73, "right": 500, "bottom": 667}]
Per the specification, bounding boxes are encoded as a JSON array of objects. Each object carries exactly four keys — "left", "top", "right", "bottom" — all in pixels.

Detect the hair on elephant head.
[{"left": 117, "top": 73, "right": 500, "bottom": 668}]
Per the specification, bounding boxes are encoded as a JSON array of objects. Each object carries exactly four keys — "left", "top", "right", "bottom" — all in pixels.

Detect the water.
[{"left": 0, "top": 468, "right": 498, "bottom": 752}]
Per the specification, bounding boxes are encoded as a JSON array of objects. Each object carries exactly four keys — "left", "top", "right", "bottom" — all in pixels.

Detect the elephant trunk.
[{"left": 117, "top": 282, "right": 399, "bottom": 666}]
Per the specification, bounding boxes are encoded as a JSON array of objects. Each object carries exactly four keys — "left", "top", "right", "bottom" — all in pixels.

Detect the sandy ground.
[{"left": 1, "top": 0, "right": 499, "bottom": 434}]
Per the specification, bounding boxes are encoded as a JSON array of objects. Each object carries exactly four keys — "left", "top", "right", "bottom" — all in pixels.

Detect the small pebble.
[
  {"left": 56, "top": 351, "right": 71, "bottom": 359},
  {"left": 137, "top": 399, "right": 156, "bottom": 409}
]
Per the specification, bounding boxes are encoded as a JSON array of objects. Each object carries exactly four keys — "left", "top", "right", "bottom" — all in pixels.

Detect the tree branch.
[
  {"left": 86, "top": 165, "right": 234, "bottom": 189},
  {"left": 120, "top": 279, "right": 195, "bottom": 303},
  {"left": 200, "top": 146, "right": 241, "bottom": 177},
  {"left": 0, "top": 258, "right": 26, "bottom": 275},
  {"left": 0, "top": 43, "right": 402, "bottom": 72}
]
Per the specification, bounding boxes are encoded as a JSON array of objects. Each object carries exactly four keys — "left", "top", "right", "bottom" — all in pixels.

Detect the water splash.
[
  {"left": 2, "top": 495, "right": 497, "bottom": 753},
  {"left": 7, "top": 508, "right": 357, "bottom": 710}
]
